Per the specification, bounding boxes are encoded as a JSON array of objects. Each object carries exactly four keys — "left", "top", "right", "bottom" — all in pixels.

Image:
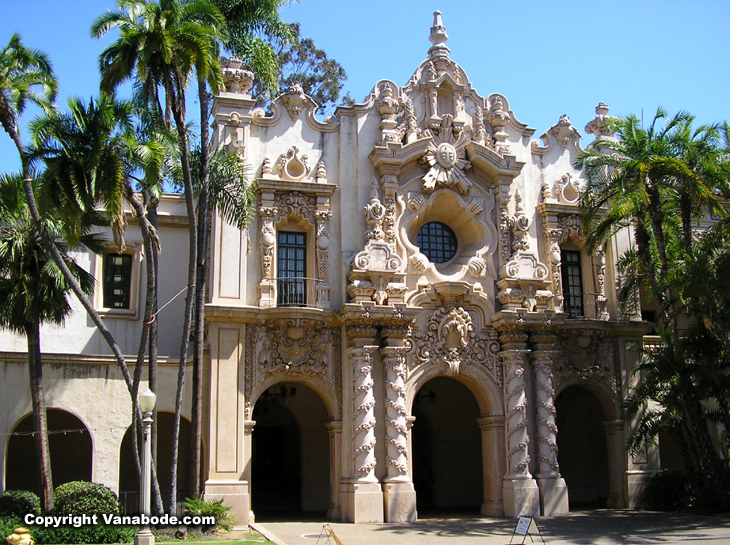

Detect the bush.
[
  {"left": 184, "top": 496, "right": 233, "bottom": 532},
  {"left": 52, "top": 481, "right": 121, "bottom": 517},
  {"left": 643, "top": 469, "right": 693, "bottom": 511},
  {"left": 32, "top": 524, "right": 137, "bottom": 545},
  {"left": 0, "top": 516, "right": 24, "bottom": 542},
  {"left": 0, "top": 491, "right": 41, "bottom": 518}
]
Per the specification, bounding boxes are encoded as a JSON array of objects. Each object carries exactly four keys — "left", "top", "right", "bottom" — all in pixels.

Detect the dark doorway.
[
  {"left": 6, "top": 409, "right": 92, "bottom": 494},
  {"left": 251, "top": 382, "right": 329, "bottom": 521},
  {"left": 412, "top": 377, "right": 482, "bottom": 517},
  {"left": 555, "top": 385, "right": 609, "bottom": 508}
]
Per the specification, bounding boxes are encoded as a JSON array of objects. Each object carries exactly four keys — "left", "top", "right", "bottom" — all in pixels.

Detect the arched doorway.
[
  {"left": 555, "top": 385, "right": 609, "bottom": 508},
  {"left": 119, "top": 413, "right": 193, "bottom": 513},
  {"left": 251, "top": 381, "right": 329, "bottom": 520},
  {"left": 6, "top": 409, "right": 92, "bottom": 494},
  {"left": 412, "top": 377, "right": 482, "bottom": 516}
]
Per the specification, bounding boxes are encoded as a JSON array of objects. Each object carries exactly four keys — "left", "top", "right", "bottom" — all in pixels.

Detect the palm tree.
[
  {"left": 93, "top": 0, "right": 225, "bottom": 511},
  {"left": 0, "top": 173, "right": 102, "bottom": 513},
  {"left": 30, "top": 92, "right": 168, "bottom": 513},
  {"left": 0, "top": 35, "right": 144, "bottom": 422}
]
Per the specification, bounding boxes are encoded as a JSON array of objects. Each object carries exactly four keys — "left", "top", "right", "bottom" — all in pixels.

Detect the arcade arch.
[{"left": 5, "top": 409, "right": 92, "bottom": 494}]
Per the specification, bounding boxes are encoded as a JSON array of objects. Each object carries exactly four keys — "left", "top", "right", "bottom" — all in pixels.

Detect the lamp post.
[{"left": 136, "top": 388, "right": 156, "bottom": 545}]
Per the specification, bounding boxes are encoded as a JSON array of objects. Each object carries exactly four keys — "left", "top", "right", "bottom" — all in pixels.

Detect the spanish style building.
[{"left": 0, "top": 12, "right": 660, "bottom": 525}]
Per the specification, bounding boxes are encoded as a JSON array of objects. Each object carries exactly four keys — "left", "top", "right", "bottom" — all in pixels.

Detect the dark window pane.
[
  {"left": 103, "top": 253, "right": 132, "bottom": 309},
  {"left": 417, "top": 222, "right": 457, "bottom": 263},
  {"left": 561, "top": 250, "right": 584, "bottom": 318},
  {"left": 277, "top": 231, "right": 307, "bottom": 306}
]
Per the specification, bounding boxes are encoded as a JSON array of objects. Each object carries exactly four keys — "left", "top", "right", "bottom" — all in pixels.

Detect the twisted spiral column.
[
  {"left": 350, "top": 344, "right": 378, "bottom": 482},
  {"left": 382, "top": 346, "right": 409, "bottom": 481}
]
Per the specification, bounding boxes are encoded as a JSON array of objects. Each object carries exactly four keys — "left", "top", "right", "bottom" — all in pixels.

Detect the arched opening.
[
  {"left": 555, "top": 385, "right": 609, "bottom": 508},
  {"left": 6, "top": 409, "right": 92, "bottom": 494},
  {"left": 119, "top": 413, "right": 194, "bottom": 513},
  {"left": 412, "top": 377, "right": 482, "bottom": 516},
  {"left": 251, "top": 381, "right": 329, "bottom": 520}
]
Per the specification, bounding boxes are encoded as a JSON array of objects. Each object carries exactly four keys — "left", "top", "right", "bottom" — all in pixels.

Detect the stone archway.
[
  {"left": 6, "top": 409, "right": 92, "bottom": 494},
  {"left": 411, "top": 377, "right": 483, "bottom": 516},
  {"left": 555, "top": 385, "right": 609, "bottom": 508},
  {"left": 251, "top": 381, "right": 330, "bottom": 520}
]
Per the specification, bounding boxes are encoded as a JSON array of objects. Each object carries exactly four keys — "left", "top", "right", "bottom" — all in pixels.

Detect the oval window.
[{"left": 417, "top": 222, "right": 457, "bottom": 263}]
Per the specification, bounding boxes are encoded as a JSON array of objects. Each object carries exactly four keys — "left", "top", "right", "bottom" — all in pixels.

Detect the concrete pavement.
[{"left": 253, "top": 510, "right": 730, "bottom": 545}]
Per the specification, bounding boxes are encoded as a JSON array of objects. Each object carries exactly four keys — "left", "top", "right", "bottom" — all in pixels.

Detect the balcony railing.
[
  {"left": 276, "top": 277, "right": 325, "bottom": 308},
  {"left": 563, "top": 292, "right": 609, "bottom": 320}
]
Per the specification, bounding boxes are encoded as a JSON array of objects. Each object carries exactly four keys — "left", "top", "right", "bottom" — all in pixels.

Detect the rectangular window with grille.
[
  {"left": 277, "top": 231, "right": 306, "bottom": 306},
  {"left": 103, "top": 253, "right": 132, "bottom": 309},
  {"left": 561, "top": 250, "right": 584, "bottom": 318}
]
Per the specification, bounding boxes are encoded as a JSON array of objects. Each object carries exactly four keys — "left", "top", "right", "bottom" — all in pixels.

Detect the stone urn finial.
[{"left": 428, "top": 10, "right": 450, "bottom": 60}]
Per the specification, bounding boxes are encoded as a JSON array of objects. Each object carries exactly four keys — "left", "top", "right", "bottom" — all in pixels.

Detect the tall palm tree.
[
  {"left": 30, "top": 93, "right": 168, "bottom": 512},
  {"left": 93, "top": 0, "right": 225, "bottom": 510},
  {"left": 0, "top": 35, "right": 142, "bottom": 422},
  {"left": 0, "top": 173, "right": 101, "bottom": 513}
]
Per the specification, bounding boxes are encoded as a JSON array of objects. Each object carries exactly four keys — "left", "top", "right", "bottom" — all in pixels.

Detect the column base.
[
  {"left": 134, "top": 530, "right": 155, "bottom": 545},
  {"left": 626, "top": 470, "right": 653, "bottom": 509},
  {"left": 481, "top": 499, "right": 504, "bottom": 517},
  {"left": 341, "top": 481, "right": 384, "bottom": 523},
  {"left": 383, "top": 481, "right": 417, "bottom": 522},
  {"left": 537, "top": 476, "right": 569, "bottom": 516},
  {"left": 204, "top": 480, "right": 250, "bottom": 529},
  {"left": 503, "top": 478, "right": 540, "bottom": 518}
]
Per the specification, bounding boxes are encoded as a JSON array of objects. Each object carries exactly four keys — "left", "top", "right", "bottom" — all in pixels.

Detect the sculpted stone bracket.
[
  {"left": 257, "top": 180, "right": 336, "bottom": 309},
  {"left": 348, "top": 179, "right": 406, "bottom": 306},
  {"left": 244, "top": 318, "right": 342, "bottom": 420}
]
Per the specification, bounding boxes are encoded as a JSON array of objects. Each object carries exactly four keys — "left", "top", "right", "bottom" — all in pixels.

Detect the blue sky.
[{"left": 1, "top": 0, "right": 729, "bottom": 173}]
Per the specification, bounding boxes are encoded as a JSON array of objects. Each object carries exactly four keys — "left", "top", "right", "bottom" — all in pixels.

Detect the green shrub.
[
  {"left": 52, "top": 481, "right": 121, "bottom": 517},
  {"left": 184, "top": 496, "right": 233, "bottom": 532},
  {"left": 0, "top": 516, "right": 24, "bottom": 542},
  {"left": 32, "top": 524, "right": 136, "bottom": 544},
  {"left": 643, "top": 469, "right": 693, "bottom": 511},
  {"left": 0, "top": 490, "right": 41, "bottom": 517}
]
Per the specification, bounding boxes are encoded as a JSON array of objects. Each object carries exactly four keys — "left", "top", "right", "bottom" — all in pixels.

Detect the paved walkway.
[{"left": 253, "top": 510, "right": 730, "bottom": 545}]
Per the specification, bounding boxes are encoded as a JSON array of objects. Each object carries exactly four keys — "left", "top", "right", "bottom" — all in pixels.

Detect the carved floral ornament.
[
  {"left": 422, "top": 115, "right": 472, "bottom": 194},
  {"left": 406, "top": 307, "right": 501, "bottom": 385}
]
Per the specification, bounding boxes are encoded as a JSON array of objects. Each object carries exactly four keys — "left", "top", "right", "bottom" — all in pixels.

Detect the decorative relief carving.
[
  {"left": 585, "top": 102, "right": 618, "bottom": 141},
  {"left": 259, "top": 206, "right": 277, "bottom": 276},
  {"left": 511, "top": 190, "right": 530, "bottom": 251},
  {"left": 498, "top": 193, "right": 512, "bottom": 262},
  {"left": 281, "top": 83, "right": 307, "bottom": 120},
  {"left": 376, "top": 82, "right": 401, "bottom": 147},
  {"left": 383, "top": 347, "right": 409, "bottom": 479},
  {"left": 553, "top": 329, "right": 619, "bottom": 395},
  {"left": 531, "top": 346, "right": 561, "bottom": 477},
  {"left": 548, "top": 114, "right": 581, "bottom": 149},
  {"left": 351, "top": 346, "right": 378, "bottom": 481},
  {"left": 244, "top": 323, "right": 341, "bottom": 419},
  {"left": 487, "top": 95, "right": 510, "bottom": 154},
  {"left": 274, "top": 191, "right": 315, "bottom": 221},
  {"left": 221, "top": 57, "right": 254, "bottom": 94},
  {"left": 406, "top": 308, "right": 501, "bottom": 385},
  {"left": 274, "top": 146, "right": 311, "bottom": 181},
  {"left": 422, "top": 114, "right": 472, "bottom": 194},
  {"left": 501, "top": 349, "right": 531, "bottom": 476}
]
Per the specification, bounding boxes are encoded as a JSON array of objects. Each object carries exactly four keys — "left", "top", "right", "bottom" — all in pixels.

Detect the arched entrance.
[
  {"left": 412, "top": 377, "right": 483, "bottom": 516},
  {"left": 119, "top": 413, "right": 193, "bottom": 513},
  {"left": 251, "top": 381, "right": 329, "bottom": 520},
  {"left": 6, "top": 409, "right": 92, "bottom": 494},
  {"left": 555, "top": 385, "right": 609, "bottom": 508}
]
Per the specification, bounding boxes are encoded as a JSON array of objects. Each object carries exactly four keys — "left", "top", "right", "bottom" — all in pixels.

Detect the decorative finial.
[{"left": 428, "top": 10, "right": 450, "bottom": 60}]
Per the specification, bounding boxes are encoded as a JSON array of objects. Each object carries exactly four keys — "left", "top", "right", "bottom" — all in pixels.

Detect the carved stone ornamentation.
[
  {"left": 383, "top": 347, "right": 409, "bottom": 480},
  {"left": 553, "top": 329, "right": 619, "bottom": 395},
  {"left": 259, "top": 206, "right": 277, "bottom": 276},
  {"left": 584, "top": 102, "right": 618, "bottom": 141},
  {"left": 351, "top": 346, "right": 378, "bottom": 481},
  {"left": 501, "top": 348, "right": 532, "bottom": 476},
  {"left": 407, "top": 309, "right": 501, "bottom": 385},
  {"left": 376, "top": 82, "right": 401, "bottom": 146},
  {"left": 222, "top": 57, "right": 254, "bottom": 94},
  {"left": 274, "top": 146, "right": 311, "bottom": 181},
  {"left": 487, "top": 95, "right": 510, "bottom": 154},
  {"left": 422, "top": 115, "right": 472, "bottom": 194},
  {"left": 548, "top": 114, "right": 580, "bottom": 149},
  {"left": 281, "top": 83, "right": 307, "bottom": 120},
  {"left": 531, "top": 345, "right": 561, "bottom": 477}
]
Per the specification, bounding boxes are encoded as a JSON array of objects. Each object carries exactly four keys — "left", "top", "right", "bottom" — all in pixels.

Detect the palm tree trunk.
[
  {"left": 25, "top": 322, "right": 53, "bottom": 513},
  {"left": 190, "top": 78, "right": 211, "bottom": 498},
  {"left": 146, "top": 197, "right": 159, "bottom": 467},
  {"left": 169, "top": 73, "right": 198, "bottom": 513}
]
